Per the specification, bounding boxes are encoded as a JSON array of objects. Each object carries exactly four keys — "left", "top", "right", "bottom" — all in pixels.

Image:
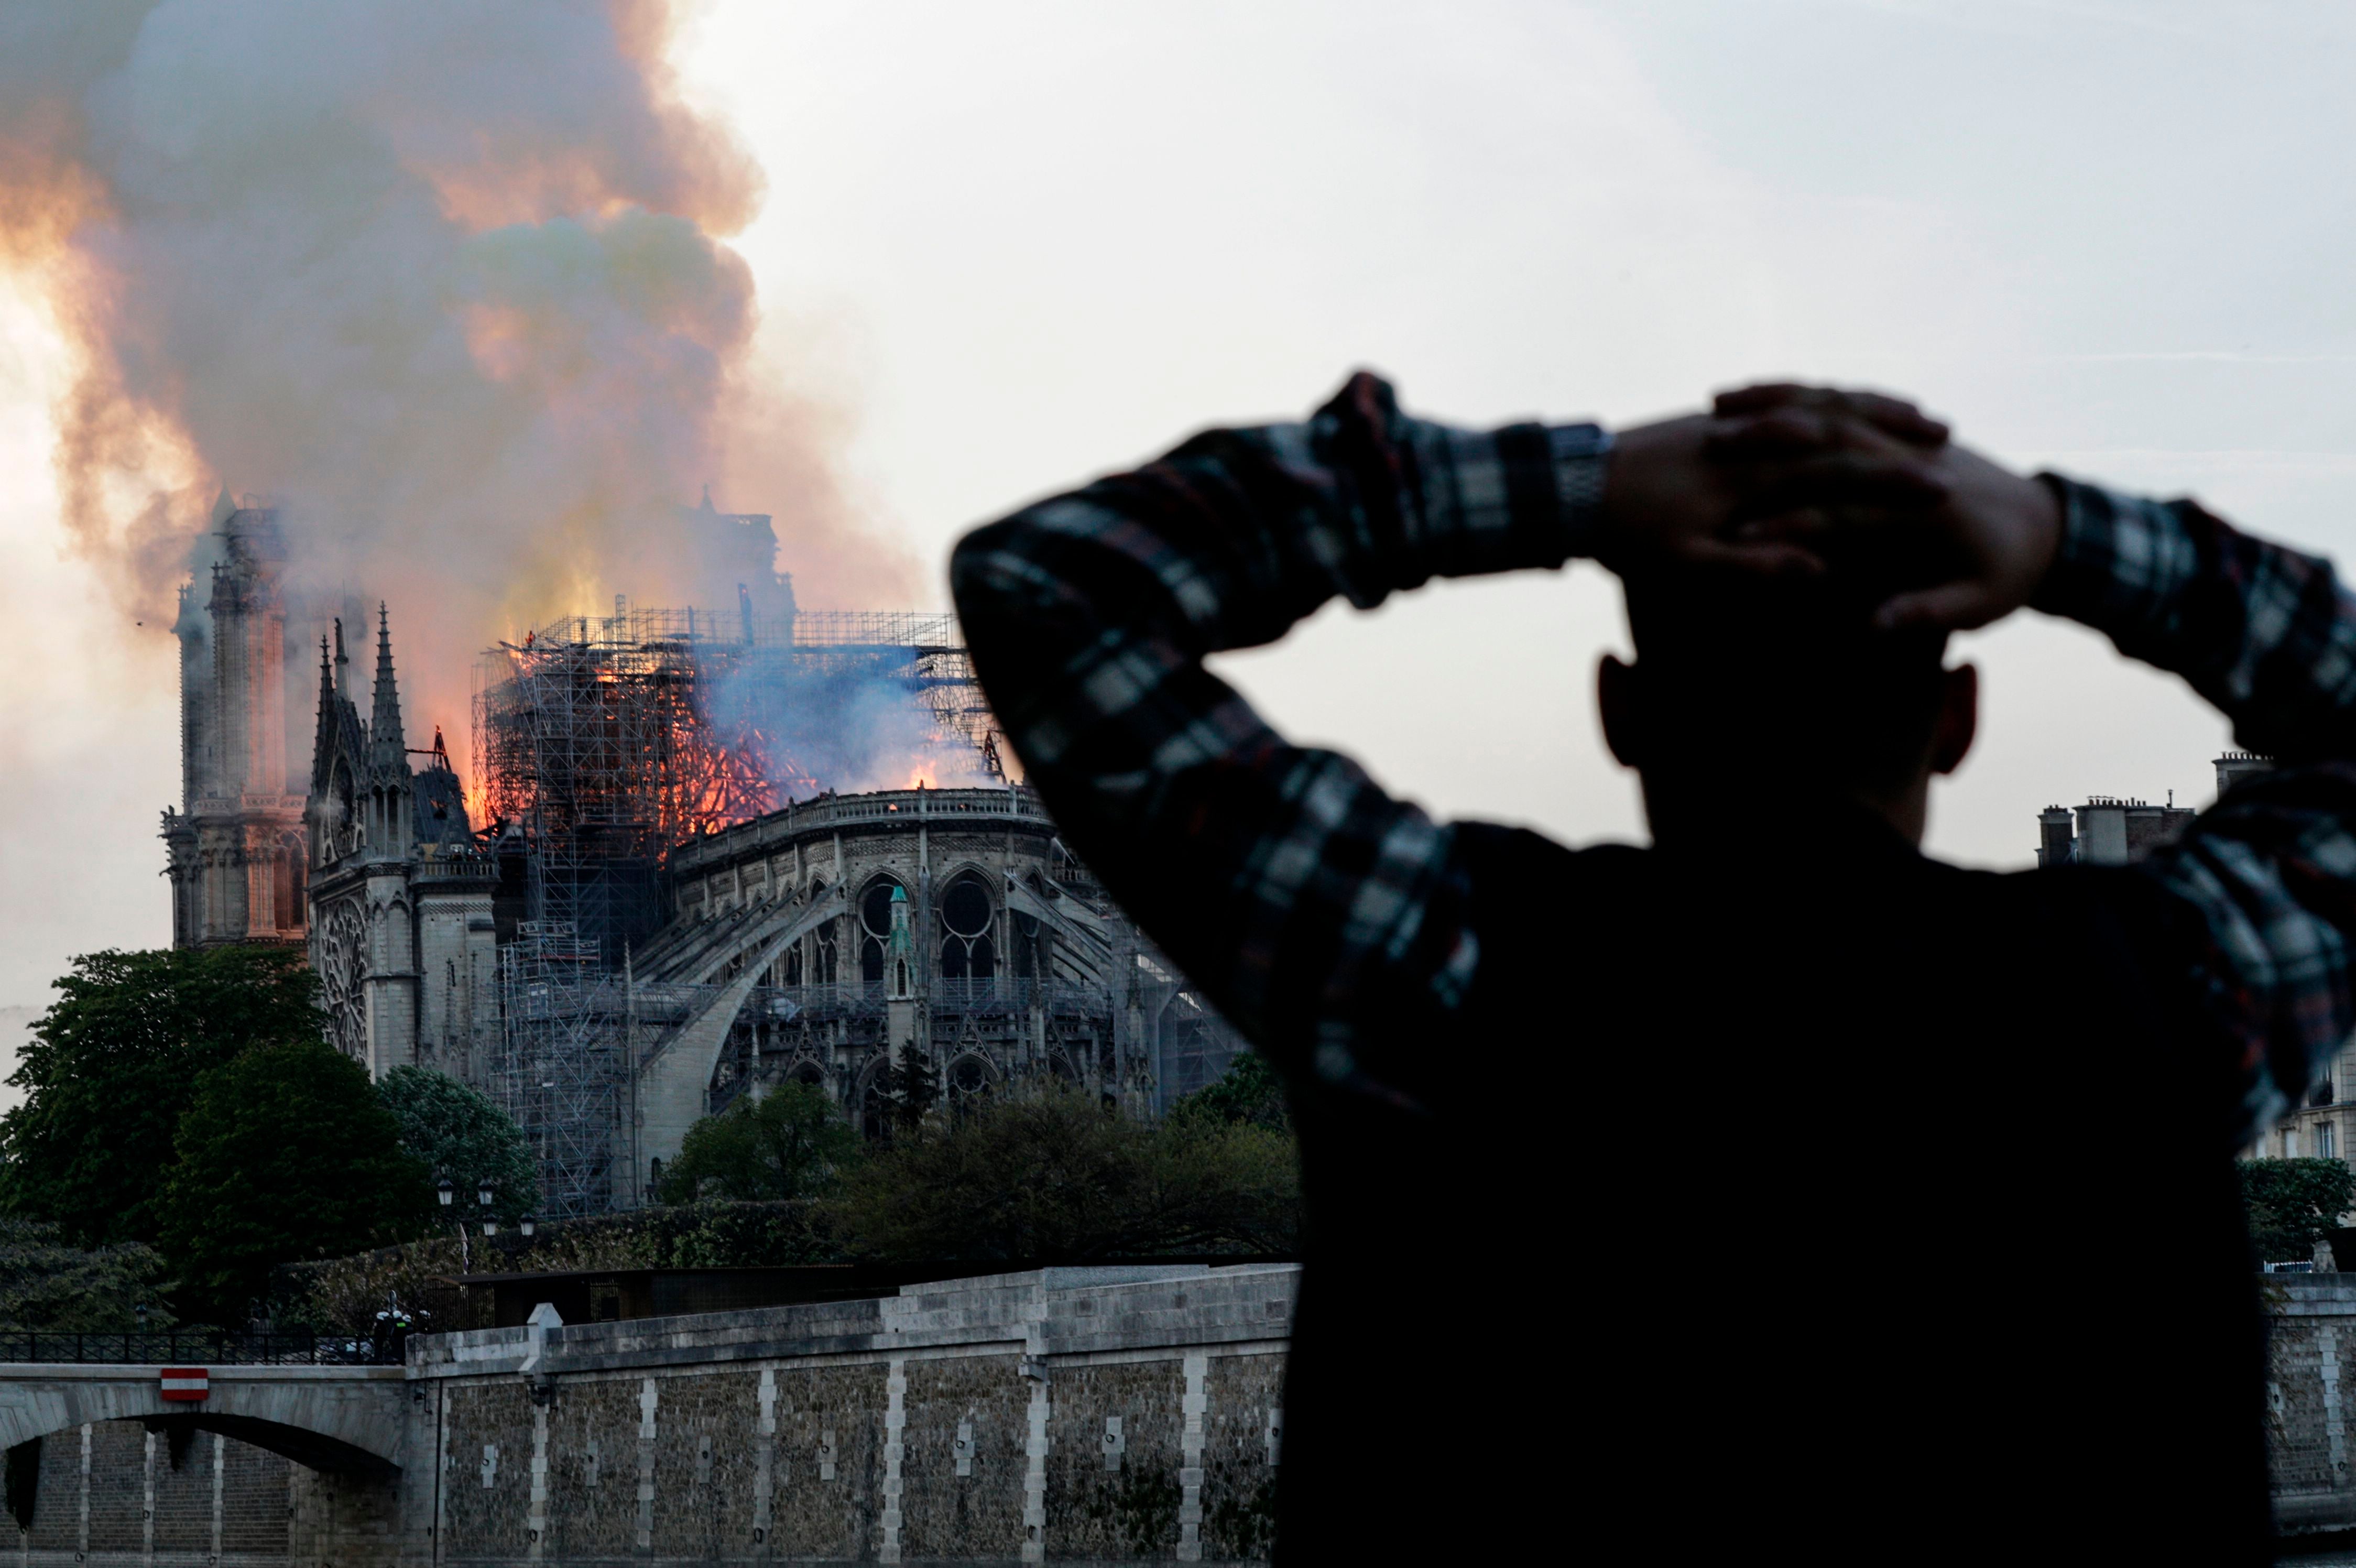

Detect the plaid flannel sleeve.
[
  {"left": 948, "top": 372, "right": 1611, "bottom": 1105},
  {"left": 2035, "top": 475, "right": 2356, "bottom": 1144}
]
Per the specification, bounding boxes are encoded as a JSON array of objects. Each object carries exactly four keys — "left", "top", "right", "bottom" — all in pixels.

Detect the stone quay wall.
[
  {"left": 2270, "top": 1274, "right": 2356, "bottom": 1533},
  {"left": 413, "top": 1261, "right": 1295, "bottom": 1566},
  {"left": 31, "top": 1262, "right": 2356, "bottom": 1558},
  {"left": 12, "top": 1421, "right": 295, "bottom": 1563}
]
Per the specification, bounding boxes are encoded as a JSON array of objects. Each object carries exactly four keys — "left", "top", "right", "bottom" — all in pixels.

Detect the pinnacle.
[{"left": 371, "top": 601, "right": 406, "bottom": 760}]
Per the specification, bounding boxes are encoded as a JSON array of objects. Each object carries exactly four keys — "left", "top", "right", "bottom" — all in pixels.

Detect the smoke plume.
[{"left": 0, "top": 0, "right": 915, "bottom": 755}]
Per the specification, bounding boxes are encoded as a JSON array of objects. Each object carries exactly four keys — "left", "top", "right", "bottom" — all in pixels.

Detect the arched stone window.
[
  {"left": 946, "top": 1054, "right": 992, "bottom": 1119},
  {"left": 276, "top": 833, "right": 305, "bottom": 932},
  {"left": 858, "top": 877, "right": 903, "bottom": 988},
  {"left": 938, "top": 876, "right": 996, "bottom": 982},
  {"left": 328, "top": 760, "right": 358, "bottom": 861},
  {"left": 1012, "top": 911, "right": 1043, "bottom": 980}
]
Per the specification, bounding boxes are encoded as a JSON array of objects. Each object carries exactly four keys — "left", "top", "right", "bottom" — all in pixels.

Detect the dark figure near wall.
[{"left": 953, "top": 374, "right": 2346, "bottom": 1562}]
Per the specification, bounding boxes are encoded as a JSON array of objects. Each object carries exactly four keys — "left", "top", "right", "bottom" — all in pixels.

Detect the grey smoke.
[
  {"left": 706, "top": 654, "right": 998, "bottom": 798},
  {"left": 0, "top": 0, "right": 915, "bottom": 749}
]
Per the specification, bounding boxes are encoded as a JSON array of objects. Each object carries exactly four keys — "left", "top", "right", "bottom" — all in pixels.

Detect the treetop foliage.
[
  {"left": 832, "top": 1082, "right": 1299, "bottom": 1262},
  {"left": 377, "top": 1065, "right": 540, "bottom": 1221},
  {"left": 161, "top": 1038, "right": 433, "bottom": 1324},
  {"left": 0, "top": 1219, "right": 178, "bottom": 1334},
  {"left": 2241, "top": 1156, "right": 2356, "bottom": 1262},
  {"left": 1170, "top": 1051, "right": 1289, "bottom": 1133},
  {"left": 658, "top": 1081, "right": 858, "bottom": 1204},
  {"left": 878, "top": 1043, "right": 940, "bottom": 1136},
  {"left": 0, "top": 945, "right": 319, "bottom": 1246}
]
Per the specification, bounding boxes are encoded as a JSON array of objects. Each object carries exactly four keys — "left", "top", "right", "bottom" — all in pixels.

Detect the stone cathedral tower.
[
  {"left": 161, "top": 497, "right": 310, "bottom": 948},
  {"left": 306, "top": 607, "right": 500, "bottom": 1081}
]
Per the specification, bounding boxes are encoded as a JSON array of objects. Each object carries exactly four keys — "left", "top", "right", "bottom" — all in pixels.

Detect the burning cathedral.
[{"left": 165, "top": 494, "right": 1241, "bottom": 1217}]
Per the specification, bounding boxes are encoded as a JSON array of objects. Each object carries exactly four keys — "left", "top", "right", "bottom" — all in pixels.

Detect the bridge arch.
[{"left": 0, "top": 1367, "right": 408, "bottom": 1476}]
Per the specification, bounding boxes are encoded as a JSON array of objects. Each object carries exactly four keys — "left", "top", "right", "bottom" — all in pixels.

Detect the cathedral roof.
[{"left": 413, "top": 761, "right": 473, "bottom": 848}]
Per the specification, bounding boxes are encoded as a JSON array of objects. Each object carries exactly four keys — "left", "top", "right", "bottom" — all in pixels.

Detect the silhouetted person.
[{"left": 953, "top": 375, "right": 2342, "bottom": 1561}]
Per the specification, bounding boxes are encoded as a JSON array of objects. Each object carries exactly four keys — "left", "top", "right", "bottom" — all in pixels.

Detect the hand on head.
[{"left": 1598, "top": 383, "right": 2062, "bottom": 633}]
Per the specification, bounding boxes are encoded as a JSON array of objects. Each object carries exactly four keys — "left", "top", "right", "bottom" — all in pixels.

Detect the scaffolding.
[
  {"left": 475, "top": 605, "right": 1002, "bottom": 959},
  {"left": 493, "top": 922, "right": 627, "bottom": 1218},
  {"left": 474, "top": 605, "right": 801, "bottom": 966},
  {"left": 475, "top": 600, "right": 1006, "bottom": 1212}
]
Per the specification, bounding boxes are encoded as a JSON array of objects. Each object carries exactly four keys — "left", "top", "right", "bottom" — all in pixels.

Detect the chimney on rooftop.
[{"left": 2215, "top": 752, "right": 2272, "bottom": 800}]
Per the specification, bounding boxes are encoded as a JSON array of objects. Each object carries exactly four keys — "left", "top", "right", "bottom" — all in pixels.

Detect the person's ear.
[
  {"left": 1929, "top": 662, "right": 1978, "bottom": 776},
  {"left": 1599, "top": 655, "right": 1643, "bottom": 769}
]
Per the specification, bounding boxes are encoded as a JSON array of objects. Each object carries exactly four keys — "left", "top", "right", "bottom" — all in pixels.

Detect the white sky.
[{"left": 7, "top": 0, "right": 2355, "bottom": 1018}]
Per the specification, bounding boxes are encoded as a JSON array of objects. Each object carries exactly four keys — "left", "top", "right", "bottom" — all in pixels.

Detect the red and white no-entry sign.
[{"left": 159, "top": 1368, "right": 208, "bottom": 1402}]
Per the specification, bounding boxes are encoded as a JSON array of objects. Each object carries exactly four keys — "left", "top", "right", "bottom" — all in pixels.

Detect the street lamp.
[
  {"left": 440, "top": 1175, "right": 474, "bottom": 1272},
  {"left": 478, "top": 1180, "right": 497, "bottom": 1239},
  {"left": 519, "top": 1215, "right": 537, "bottom": 1239}
]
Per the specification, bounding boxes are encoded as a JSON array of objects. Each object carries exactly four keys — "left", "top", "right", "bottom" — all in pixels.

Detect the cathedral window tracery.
[
  {"left": 319, "top": 900, "right": 369, "bottom": 1063},
  {"left": 946, "top": 1053, "right": 993, "bottom": 1118},
  {"left": 938, "top": 875, "right": 997, "bottom": 985},
  {"left": 858, "top": 876, "right": 903, "bottom": 989}
]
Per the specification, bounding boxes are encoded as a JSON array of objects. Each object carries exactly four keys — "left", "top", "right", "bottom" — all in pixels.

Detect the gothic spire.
[
  {"left": 333, "top": 617, "right": 348, "bottom": 696},
  {"left": 371, "top": 602, "right": 406, "bottom": 767},
  {"left": 310, "top": 635, "right": 339, "bottom": 794}
]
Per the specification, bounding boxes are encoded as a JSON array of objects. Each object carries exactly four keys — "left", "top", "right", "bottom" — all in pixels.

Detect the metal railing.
[
  {"left": 669, "top": 786, "right": 1052, "bottom": 875},
  {"left": 0, "top": 1331, "right": 387, "bottom": 1366}
]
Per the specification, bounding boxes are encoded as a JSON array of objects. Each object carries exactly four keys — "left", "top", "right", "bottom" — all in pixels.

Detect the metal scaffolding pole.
[{"left": 494, "top": 921, "right": 623, "bottom": 1219}]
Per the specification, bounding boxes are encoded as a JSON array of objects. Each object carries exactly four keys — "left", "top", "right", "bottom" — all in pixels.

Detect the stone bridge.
[
  {"left": 0, "top": 1360, "right": 429, "bottom": 1563},
  {"left": 0, "top": 1362, "right": 413, "bottom": 1476}
]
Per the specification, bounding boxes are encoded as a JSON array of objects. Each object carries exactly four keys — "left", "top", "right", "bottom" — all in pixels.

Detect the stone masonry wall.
[
  {"left": 30, "top": 1263, "right": 2356, "bottom": 1559},
  {"left": 2267, "top": 1276, "right": 2356, "bottom": 1534},
  {"left": 12, "top": 1421, "right": 292, "bottom": 1564},
  {"left": 0, "top": 1265, "right": 1293, "bottom": 1566},
  {"left": 414, "top": 1262, "right": 1296, "bottom": 1565}
]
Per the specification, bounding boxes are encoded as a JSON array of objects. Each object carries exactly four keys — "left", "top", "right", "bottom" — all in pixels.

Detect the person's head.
[{"left": 1597, "top": 565, "right": 1976, "bottom": 845}]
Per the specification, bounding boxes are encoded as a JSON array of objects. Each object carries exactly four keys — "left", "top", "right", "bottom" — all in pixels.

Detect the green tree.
[
  {"left": 376, "top": 1066, "right": 541, "bottom": 1221},
  {"left": 2241, "top": 1157, "right": 2356, "bottom": 1262},
  {"left": 658, "top": 1082, "right": 859, "bottom": 1204},
  {"left": 1170, "top": 1051, "right": 1290, "bottom": 1133},
  {"left": 0, "top": 1219, "right": 178, "bottom": 1333},
  {"left": 159, "top": 1038, "right": 433, "bottom": 1323},
  {"left": 833, "top": 1083, "right": 1300, "bottom": 1262},
  {"left": 884, "top": 1043, "right": 939, "bottom": 1134},
  {"left": 0, "top": 946, "right": 318, "bottom": 1245}
]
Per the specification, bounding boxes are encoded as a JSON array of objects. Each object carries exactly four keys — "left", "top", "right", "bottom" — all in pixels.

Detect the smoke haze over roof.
[{"left": 0, "top": 0, "right": 913, "bottom": 749}]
